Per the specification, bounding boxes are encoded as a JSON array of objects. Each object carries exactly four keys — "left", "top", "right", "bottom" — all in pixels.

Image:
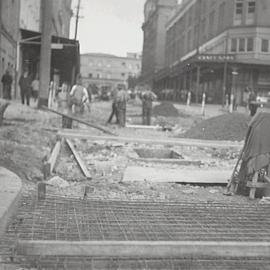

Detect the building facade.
[
  {"left": 0, "top": 0, "right": 20, "bottom": 96},
  {"left": 19, "top": 0, "right": 76, "bottom": 90},
  {"left": 141, "top": 0, "right": 177, "bottom": 87},
  {"left": 148, "top": 0, "right": 270, "bottom": 104},
  {"left": 81, "top": 53, "right": 141, "bottom": 92}
]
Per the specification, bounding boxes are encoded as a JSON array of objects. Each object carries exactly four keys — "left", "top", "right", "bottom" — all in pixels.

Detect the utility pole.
[
  {"left": 195, "top": 0, "right": 202, "bottom": 104},
  {"left": 38, "top": 0, "right": 52, "bottom": 108},
  {"left": 74, "top": 0, "right": 81, "bottom": 40}
]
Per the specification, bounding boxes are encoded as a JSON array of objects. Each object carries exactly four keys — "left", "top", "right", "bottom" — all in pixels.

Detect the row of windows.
[
  {"left": 230, "top": 38, "right": 270, "bottom": 53},
  {"left": 88, "top": 72, "right": 136, "bottom": 79},
  {"left": 235, "top": 0, "right": 255, "bottom": 15},
  {"left": 86, "top": 61, "right": 140, "bottom": 71}
]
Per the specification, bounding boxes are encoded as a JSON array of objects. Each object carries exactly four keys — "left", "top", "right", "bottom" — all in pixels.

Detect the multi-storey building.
[
  {"left": 19, "top": 0, "right": 76, "bottom": 88},
  {"left": 152, "top": 0, "right": 270, "bottom": 104},
  {"left": 81, "top": 53, "right": 141, "bottom": 92},
  {"left": 141, "top": 0, "right": 177, "bottom": 87},
  {"left": 0, "top": 0, "right": 20, "bottom": 95}
]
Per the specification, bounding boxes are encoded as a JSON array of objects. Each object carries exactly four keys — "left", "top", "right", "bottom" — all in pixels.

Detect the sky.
[{"left": 70, "top": 0, "right": 146, "bottom": 57}]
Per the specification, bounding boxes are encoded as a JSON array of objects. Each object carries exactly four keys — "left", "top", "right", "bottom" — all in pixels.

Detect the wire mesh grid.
[
  {"left": 8, "top": 193, "right": 270, "bottom": 242},
  {"left": 1, "top": 191, "right": 270, "bottom": 269}
]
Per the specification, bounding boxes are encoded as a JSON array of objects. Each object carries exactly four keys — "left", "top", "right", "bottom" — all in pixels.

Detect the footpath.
[{"left": 0, "top": 167, "right": 22, "bottom": 236}]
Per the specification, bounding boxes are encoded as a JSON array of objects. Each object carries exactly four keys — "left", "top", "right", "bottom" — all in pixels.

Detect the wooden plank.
[
  {"left": 129, "top": 157, "right": 202, "bottom": 166},
  {"left": 65, "top": 139, "right": 92, "bottom": 179},
  {"left": 16, "top": 240, "right": 270, "bottom": 258},
  {"left": 247, "top": 181, "right": 270, "bottom": 189},
  {"left": 0, "top": 102, "right": 9, "bottom": 126},
  {"left": 41, "top": 106, "right": 116, "bottom": 136},
  {"left": 123, "top": 166, "right": 230, "bottom": 184},
  {"left": 126, "top": 124, "right": 160, "bottom": 130},
  {"left": 58, "top": 130, "right": 242, "bottom": 149},
  {"left": 47, "top": 140, "right": 62, "bottom": 174},
  {"left": 249, "top": 171, "right": 259, "bottom": 199}
]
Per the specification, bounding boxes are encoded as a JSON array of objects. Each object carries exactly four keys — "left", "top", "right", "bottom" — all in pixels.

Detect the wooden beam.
[
  {"left": 126, "top": 124, "right": 160, "bottom": 130},
  {"left": 0, "top": 103, "right": 9, "bottom": 126},
  {"left": 16, "top": 240, "right": 270, "bottom": 258},
  {"left": 47, "top": 140, "right": 61, "bottom": 174},
  {"left": 65, "top": 139, "right": 91, "bottom": 179},
  {"left": 247, "top": 181, "right": 270, "bottom": 189},
  {"left": 41, "top": 106, "right": 116, "bottom": 136},
  {"left": 58, "top": 130, "right": 242, "bottom": 149},
  {"left": 249, "top": 171, "right": 259, "bottom": 200}
]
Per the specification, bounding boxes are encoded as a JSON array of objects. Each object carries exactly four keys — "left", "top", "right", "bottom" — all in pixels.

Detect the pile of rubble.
[{"left": 180, "top": 112, "right": 250, "bottom": 141}]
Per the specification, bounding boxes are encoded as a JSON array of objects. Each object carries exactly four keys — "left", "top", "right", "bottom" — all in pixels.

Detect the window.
[
  {"left": 231, "top": 38, "right": 237, "bottom": 52},
  {"left": 261, "top": 39, "right": 269, "bottom": 52},
  {"left": 247, "top": 38, "right": 254, "bottom": 51},
  {"left": 218, "top": 3, "right": 225, "bottom": 31},
  {"left": 248, "top": 1, "right": 255, "bottom": 13},
  {"left": 209, "top": 11, "right": 215, "bottom": 37},
  {"left": 88, "top": 73, "right": 93, "bottom": 78},
  {"left": 235, "top": 0, "right": 243, "bottom": 15},
  {"left": 122, "top": 62, "right": 126, "bottom": 67},
  {"left": 121, "top": 73, "right": 125, "bottom": 77},
  {"left": 239, "top": 38, "right": 245, "bottom": 52},
  {"left": 188, "top": 6, "right": 193, "bottom": 25}
]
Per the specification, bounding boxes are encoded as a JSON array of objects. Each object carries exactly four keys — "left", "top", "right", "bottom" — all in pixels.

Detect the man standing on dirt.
[
  {"left": 1, "top": 69, "right": 12, "bottom": 100},
  {"left": 116, "top": 85, "right": 129, "bottom": 127},
  {"left": 107, "top": 86, "right": 119, "bottom": 124},
  {"left": 19, "top": 71, "right": 32, "bottom": 106},
  {"left": 69, "top": 75, "right": 89, "bottom": 115},
  {"left": 141, "top": 85, "right": 157, "bottom": 125},
  {"left": 31, "top": 75, "right": 39, "bottom": 102},
  {"left": 248, "top": 90, "right": 258, "bottom": 116}
]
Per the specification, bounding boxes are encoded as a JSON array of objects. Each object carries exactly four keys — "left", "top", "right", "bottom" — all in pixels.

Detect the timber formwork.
[{"left": 1, "top": 191, "right": 270, "bottom": 269}]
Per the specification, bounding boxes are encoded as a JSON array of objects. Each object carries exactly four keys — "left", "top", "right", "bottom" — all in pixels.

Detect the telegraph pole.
[
  {"left": 38, "top": 0, "right": 52, "bottom": 107},
  {"left": 74, "top": 0, "right": 81, "bottom": 40}
]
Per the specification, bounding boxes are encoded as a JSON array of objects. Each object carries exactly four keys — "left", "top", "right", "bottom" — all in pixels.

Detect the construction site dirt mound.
[
  {"left": 153, "top": 102, "right": 180, "bottom": 117},
  {"left": 180, "top": 112, "right": 250, "bottom": 141}
]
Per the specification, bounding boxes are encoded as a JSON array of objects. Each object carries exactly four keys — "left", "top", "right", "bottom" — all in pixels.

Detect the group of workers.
[
  {"left": 106, "top": 84, "right": 157, "bottom": 127},
  {"left": 67, "top": 75, "right": 157, "bottom": 127}
]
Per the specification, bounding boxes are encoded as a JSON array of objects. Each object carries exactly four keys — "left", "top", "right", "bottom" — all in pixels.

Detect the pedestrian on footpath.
[
  {"left": 248, "top": 90, "right": 258, "bottom": 116},
  {"left": 141, "top": 85, "right": 157, "bottom": 125},
  {"left": 19, "top": 71, "right": 32, "bottom": 106},
  {"left": 31, "top": 75, "right": 39, "bottom": 102},
  {"left": 1, "top": 70, "right": 12, "bottom": 100},
  {"left": 69, "top": 75, "right": 89, "bottom": 115},
  {"left": 116, "top": 85, "right": 129, "bottom": 127},
  {"left": 107, "top": 87, "right": 119, "bottom": 124}
]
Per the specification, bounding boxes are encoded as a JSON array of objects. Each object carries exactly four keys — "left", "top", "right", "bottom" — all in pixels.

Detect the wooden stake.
[
  {"left": 16, "top": 240, "right": 270, "bottom": 258},
  {"left": 249, "top": 171, "right": 259, "bottom": 199},
  {"left": 65, "top": 139, "right": 91, "bottom": 179}
]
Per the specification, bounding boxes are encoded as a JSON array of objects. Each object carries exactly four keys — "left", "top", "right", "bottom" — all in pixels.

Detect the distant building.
[
  {"left": 0, "top": 0, "right": 20, "bottom": 96},
  {"left": 141, "top": 0, "right": 178, "bottom": 87},
  {"left": 81, "top": 53, "right": 141, "bottom": 92},
  {"left": 152, "top": 0, "right": 270, "bottom": 104}
]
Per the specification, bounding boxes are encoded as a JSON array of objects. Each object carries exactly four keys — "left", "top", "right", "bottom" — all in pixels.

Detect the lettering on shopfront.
[{"left": 197, "top": 54, "right": 236, "bottom": 62}]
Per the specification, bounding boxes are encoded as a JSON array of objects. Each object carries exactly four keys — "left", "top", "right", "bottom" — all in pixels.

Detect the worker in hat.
[
  {"left": 141, "top": 85, "right": 157, "bottom": 125},
  {"left": 69, "top": 75, "right": 89, "bottom": 115},
  {"left": 116, "top": 85, "right": 129, "bottom": 127}
]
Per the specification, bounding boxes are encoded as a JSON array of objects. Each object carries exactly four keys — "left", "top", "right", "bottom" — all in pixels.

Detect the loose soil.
[{"left": 0, "top": 100, "right": 253, "bottom": 205}]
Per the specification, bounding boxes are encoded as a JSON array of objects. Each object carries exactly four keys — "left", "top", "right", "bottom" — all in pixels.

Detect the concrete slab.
[
  {"left": 0, "top": 167, "right": 22, "bottom": 236},
  {"left": 123, "top": 166, "right": 231, "bottom": 184}
]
